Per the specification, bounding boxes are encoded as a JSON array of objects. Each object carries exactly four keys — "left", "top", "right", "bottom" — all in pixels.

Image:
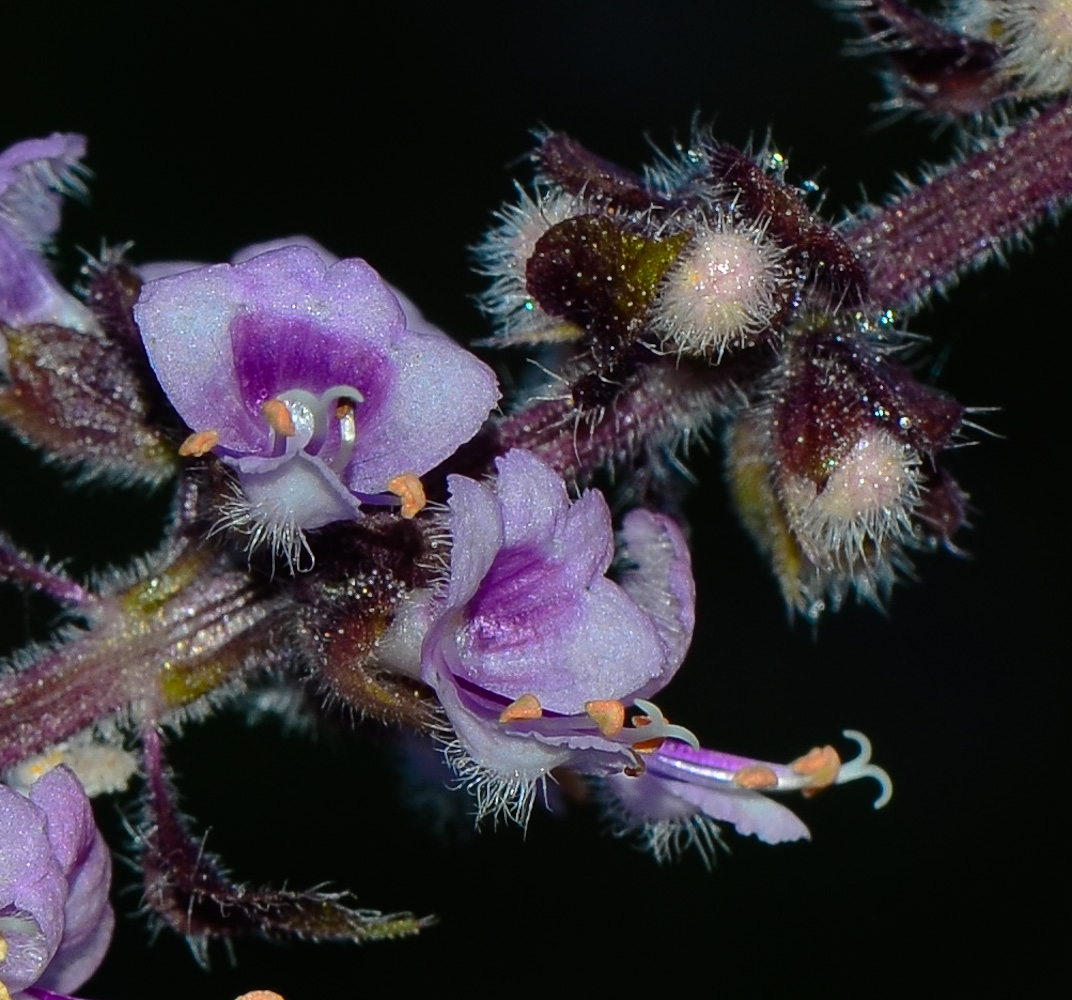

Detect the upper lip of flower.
[
  {"left": 432, "top": 450, "right": 693, "bottom": 716},
  {"left": 132, "top": 243, "right": 500, "bottom": 529}
]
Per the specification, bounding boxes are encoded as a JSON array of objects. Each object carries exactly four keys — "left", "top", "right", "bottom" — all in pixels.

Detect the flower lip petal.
[
  {"left": 442, "top": 451, "right": 675, "bottom": 716},
  {"left": 0, "top": 766, "right": 113, "bottom": 995},
  {"left": 134, "top": 244, "right": 500, "bottom": 511},
  {"left": 135, "top": 248, "right": 405, "bottom": 454},
  {"left": 237, "top": 451, "right": 365, "bottom": 531},
  {"left": 456, "top": 567, "right": 663, "bottom": 716}
]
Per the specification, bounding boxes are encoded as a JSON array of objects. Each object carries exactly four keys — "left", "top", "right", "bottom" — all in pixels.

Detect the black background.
[{"left": 2, "top": 2, "right": 1065, "bottom": 996}]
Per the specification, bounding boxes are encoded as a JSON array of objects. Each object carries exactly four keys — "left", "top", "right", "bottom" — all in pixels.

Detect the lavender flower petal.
[
  {"left": 0, "top": 134, "right": 96, "bottom": 334},
  {"left": 444, "top": 450, "right": 668, "bottom": 714},
  {"left": 0, "top": 767, "right": 113, "bottom": 996},
  {"left": 133, "top": 245, "right": 499, "bottom": 535},
  {"left": 413, "top": 449, "right": 697, "bottom": 821}
]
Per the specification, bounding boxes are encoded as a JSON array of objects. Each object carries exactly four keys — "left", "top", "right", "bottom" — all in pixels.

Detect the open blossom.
[
  {"left": 0, "top": 134, "right": 97, "bottom": 344},
  {"left": 133, "top": 245, "right": 499, "bottom": 561},
  {"left": 378, "top": 449, "right": 697, "bottom": 823},
  {"left": 0, "top": 767, "right": 113, "bottom": 1000}
]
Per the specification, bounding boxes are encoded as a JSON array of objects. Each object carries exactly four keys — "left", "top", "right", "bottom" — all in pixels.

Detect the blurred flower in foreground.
[
  {"left": 0, "top": 766, "right": 113, "bottom": 1000},
  {"left": 378, "top": 449, "right": 697, "bottom": 823},
  {"left": 133, "top": 245, "right": 499, "bottom": 566},
  {"left": 0, "top": 133, "right": 97, "bottom": 343}
]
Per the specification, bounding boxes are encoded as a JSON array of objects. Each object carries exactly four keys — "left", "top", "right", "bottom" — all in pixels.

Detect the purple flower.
[
  {"left": 0, "top": 134, "right": 97, "bottom": 341},
  {"left": 381, "top": 449, "right": 697, "bottom": 823},
  {"left": 605, "top": 730, "right": 893, "bottom": 861},
  {"left": 133, "top": 245, "right": 499, "bottom": 564},
  {"left": 0, "top": 766, "right": 114, "bottom": 999}
]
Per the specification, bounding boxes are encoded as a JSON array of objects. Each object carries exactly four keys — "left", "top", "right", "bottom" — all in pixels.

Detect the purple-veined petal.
[
  {"left": 134, "top": 246, "right": 499, "bottom": 524},
  {"left": 456, "top": 566, "right": 662, "bottom": 716}
]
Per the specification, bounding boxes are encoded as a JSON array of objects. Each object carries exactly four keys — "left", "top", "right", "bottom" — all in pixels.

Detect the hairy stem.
[
  {"left": 0, "top": 533, "right": 89, "bottom": 605},
  {"left": 0, "top": 542, "right": 288, "bottom": 770},
  {"left": 845, "top": 100, "right": 1072, "bottom": 308},
  {"left": 494, "top": 356, "right": 746, "bottom": 482}
]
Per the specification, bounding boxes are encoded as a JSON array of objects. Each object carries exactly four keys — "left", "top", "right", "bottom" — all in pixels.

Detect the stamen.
[
  {"left": 499, "top": 692, "right": 543, "bottom": 723},
  {"left": 387, "top": 472, "right": 427, "bottom": 518},
  {"left": 633, "top": 736, "right": 667, "bottom": 753},
  {"left": 262, "top": 399, "right": 297, "bottom": 437},
  {"left": 586, "top": 698, "right": 626, "bottom": 736},
  {"left": 235, "top": 993, "right": 286, "bottom": 1000},
  {"left": 178, "top": 429, "right": 220, "bottom": 457},
  {"left": 733, "top": 764, "right": 779, "bottom": 790},
  {"left": 791, "top": 744, "right": 841, "bottom": 797},
  {"left": 282, "top": 384, "right": 365, "bottom": 469},
  {"left": 331, "top": 400, "right": 358, "bottom": 471}
]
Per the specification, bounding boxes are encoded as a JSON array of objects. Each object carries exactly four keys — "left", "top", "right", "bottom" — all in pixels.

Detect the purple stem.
[
  {"left": 0, "top": 535, "right": 89, "bottom": 605},
  {"left": 0, "top": 545, "right": 286, "bottom": 771},
  {"left": 845, "top": 100, "right": 1072, "bottom": 308},
  {"left": 495, "top": 355, "right": 754, "bottom": 481}
]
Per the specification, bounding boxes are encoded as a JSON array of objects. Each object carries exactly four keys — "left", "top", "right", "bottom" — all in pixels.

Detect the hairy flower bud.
[
  {"left": 727, "top": 322, "right": 966, "bottom": 617},
  {"left": 651, "top": 211, "right": 789, "bottom": 359}
]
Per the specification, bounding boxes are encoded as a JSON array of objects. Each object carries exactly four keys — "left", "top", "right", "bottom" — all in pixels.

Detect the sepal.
[{"left": 137, "top": 729, "right": 429, "bottom": 957}]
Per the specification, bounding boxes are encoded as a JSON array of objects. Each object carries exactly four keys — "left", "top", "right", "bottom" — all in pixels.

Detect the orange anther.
[
  {"left": 733, "top": 765, "right": 779, "bottom": 790},
  {"left": 585, "top": 699, "right": 626, "bottom": 736},
  {"left": 791, "top": 744, "right": 841, "bottom": 797},
  {"left": 235, "top": 993, "right": 285, "bottom": 1000},
  {"left": 386, "top": 472, "right": 427, "bottom": 518},
  {"left": 262, "top": 399, "right": 296, "bottom": 437},
  {"left": 499, "top": 693, "right": 543, "bottom": 723},
  {"left": 631, "top": 737, "right": 666, "bottom": 754},
  {"left": 629, "top": 709, "right": 663, "bottom": 751},
  {"left": 335, "top": 400, "right": 355, "bottom": 419},
  {"left": 178, "top": 429, "right": 220, "bottom": 457}
]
